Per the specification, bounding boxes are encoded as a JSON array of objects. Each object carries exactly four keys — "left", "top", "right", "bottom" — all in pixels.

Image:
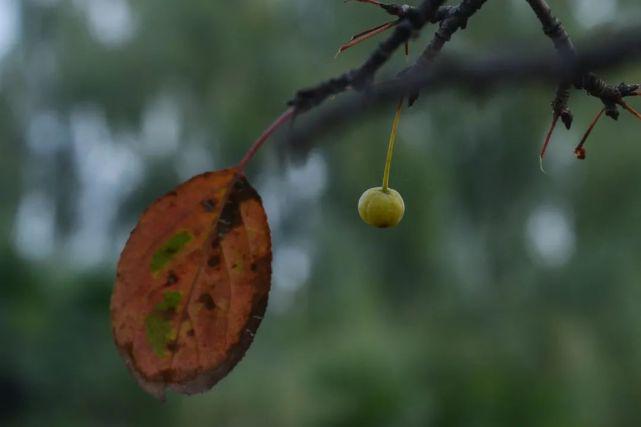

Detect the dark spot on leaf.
[
  {"left": 233, "top": 177, "right": 260, "bottom": 203},
  {"left": 160, "top": 308, "right": 176, "bottom": 321},
  {"left": 211, "top": 236, "right": 220, "bottom": 249},
  {"left": 197, "top": 294, "right": 216, "bottom": 311},
  {"left": 207, "top": 255, "right": 220, "bottom": 268},
  {"left": 161, "top": 369, "right": 174, "bottom": 382},
  {"left": 217, "top": 198, "right": 242, "bottom": 238},
  {"left": 166, "top": 341, "right": 179, "bottom": 353},
  {"left": 201, "top": 199, "right": 216, "bottom": 212},
  {"left": 187, "top": 329, "right": 195, "bottom": 337},
  {"left": 251, "top": 255, "right": 271, "bottom": 276},
  {"left": 165, "top": 271, "right": 178, "bottom": 286}
]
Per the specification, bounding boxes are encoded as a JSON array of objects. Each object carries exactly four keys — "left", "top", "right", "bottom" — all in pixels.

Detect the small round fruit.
[{"left": 358, "top": 187, "right": 405, "bottom": 228}]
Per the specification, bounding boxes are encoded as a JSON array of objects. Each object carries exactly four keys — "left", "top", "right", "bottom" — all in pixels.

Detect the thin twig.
[
  {"left": 619, "top": 99, "right": 641, "bottom": 121},
  {"left": 238, "top": 108, "right": 295, "bottom": 171},
  {"left": 574, "top": 108, "right": 606, "bottom": 160},
  {"left": 286, "top": 28, "right": 641, "bottom": 150},
  {"left": 288, "top": 0, "right": 447, "bottom": 113},
  {"left": 336, "top": 20, "right": 399, "bottom": 57},
  {"left": 539, "top": 113, "right": 559, "bottom": 172},
  {"left": 526, "top": 0, "right": 639, "bottom": 120}
]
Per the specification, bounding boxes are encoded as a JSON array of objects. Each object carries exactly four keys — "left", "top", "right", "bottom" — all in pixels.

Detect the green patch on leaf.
[
  {"left": 145, "top": 291, "right": 182, "bottom": 357},
  {"left": 150, "top": 231, "right": 193, "bottom": 274}
]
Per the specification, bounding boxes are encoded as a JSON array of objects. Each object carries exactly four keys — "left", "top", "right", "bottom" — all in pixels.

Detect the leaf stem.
[
  {"left": 538, "top": 112, "right": 559, "bottom": 174},
  {"left": 237, "top": 108, "right": 295, "bottom": 172},
  {"left": 574, "top": 108, "right": 605, "bottom": 159},
  {"left": 382, "top": 98, "right": 403, "bottom": 191},
  {"left": 619, "top": 99, "right": 641, "bottom": 121}
]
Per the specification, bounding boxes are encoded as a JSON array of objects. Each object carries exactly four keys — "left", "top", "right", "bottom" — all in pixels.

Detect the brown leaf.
[
  {"left": 110, "top": 168, "right": 272, "bottom": 399},
  {"left": 335, "top": 20, "right": 398, "bottom": 57}
]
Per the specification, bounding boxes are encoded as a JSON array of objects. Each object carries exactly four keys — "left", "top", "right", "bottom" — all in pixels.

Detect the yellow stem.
[{"left": 382, "top": 98, "right": 403, "bottom": 191}]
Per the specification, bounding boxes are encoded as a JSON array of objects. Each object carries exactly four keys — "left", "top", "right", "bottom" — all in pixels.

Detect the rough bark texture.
[{"left": 283, "top": 0, "right": 640, "bottom": 151}]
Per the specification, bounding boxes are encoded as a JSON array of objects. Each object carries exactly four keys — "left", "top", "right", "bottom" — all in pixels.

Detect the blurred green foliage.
[{"left": 3, "top": 0, "right": 641, "bottom": 426}]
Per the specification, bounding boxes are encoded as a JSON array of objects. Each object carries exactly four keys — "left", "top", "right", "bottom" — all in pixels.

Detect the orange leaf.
[{"left": 111, "top": 168, "right": 272, "bottom": 399}]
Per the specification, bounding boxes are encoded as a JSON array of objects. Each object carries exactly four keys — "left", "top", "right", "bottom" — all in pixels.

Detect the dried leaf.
[
  {"left": 111, "top": 168, "right": 271, "bottom": 399},
  {"left": 335, "top": 20, "right": 398, "bottom": 57}
]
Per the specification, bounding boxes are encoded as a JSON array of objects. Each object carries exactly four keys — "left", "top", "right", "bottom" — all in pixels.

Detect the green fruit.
[{"left": 358, "top": 187, "right": 405, "bottom": 228}]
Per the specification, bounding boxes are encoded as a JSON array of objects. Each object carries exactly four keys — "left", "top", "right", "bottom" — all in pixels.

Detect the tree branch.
[
  {"left": 361, "top": 1, "right": 458, "bottom": 23},
  {"left": 408, "top": 0, "right": 488, "bottom": 104},
  {"left": 526, "top": 0, "right": 638, "bottom": 122},
  {"left": 525, "top": 0, "right": 576, "bottom": 127},
  {"left": 288, "top": 0, "right": 447, "bottom": 113},
  {"left": 286, "top": 27, "right": 641, "bottom": 150}
]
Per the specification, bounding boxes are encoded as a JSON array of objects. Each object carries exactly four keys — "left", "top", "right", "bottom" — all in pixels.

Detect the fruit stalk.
[{"left": 382, "top": 98, "right": 404, "bottom": 191}]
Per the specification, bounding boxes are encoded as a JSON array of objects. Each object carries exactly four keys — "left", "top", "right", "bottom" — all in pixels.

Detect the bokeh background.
[{"left": 2, "top": 0, "right": 641, "bottom": 426}]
